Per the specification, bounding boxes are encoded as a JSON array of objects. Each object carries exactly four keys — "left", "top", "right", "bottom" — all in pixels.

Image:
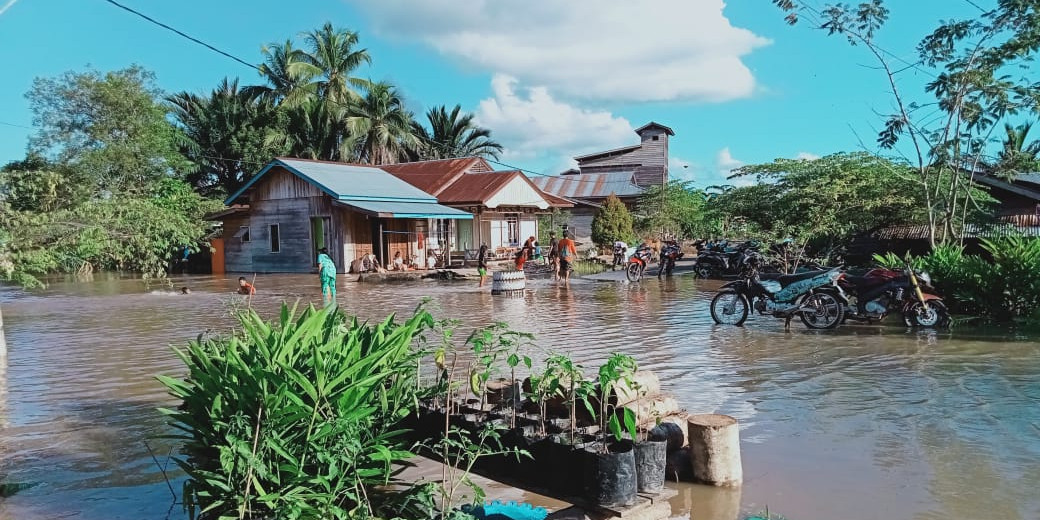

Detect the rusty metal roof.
[
  {"left": 874, "top": 219, "right": 1040, "bottom": 240},
  {"left": 380, "top": 157, "right": 492, "bottom": 196},
  {"left": 438, "top": 171, "right": 520, "bottom": 204},
  {"left": 531, "top": 171, "right": 644, "bottom": 200}
]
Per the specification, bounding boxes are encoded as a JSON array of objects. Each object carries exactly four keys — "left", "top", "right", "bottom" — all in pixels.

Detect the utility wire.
[
  {"left": 100, "top": 0, "right": 669, "bottom": 197},
  {"left": 0, "top": 121, "right": 32, "bottom": 129},
  {"left": 101, "top": 0, "right": 261, "bottom": 72}
]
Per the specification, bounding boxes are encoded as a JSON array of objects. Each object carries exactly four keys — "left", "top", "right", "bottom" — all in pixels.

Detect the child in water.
[{"left": 237, "top": 276, "right": 256, "bottom": 295}]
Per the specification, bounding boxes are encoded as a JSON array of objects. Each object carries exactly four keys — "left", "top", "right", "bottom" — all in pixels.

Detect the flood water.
[{"left": 1, "top": 273, "right": 1038, "bottom": 520}]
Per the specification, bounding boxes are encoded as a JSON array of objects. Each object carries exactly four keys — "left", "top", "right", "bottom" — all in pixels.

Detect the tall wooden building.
[{"left": 532, "top": 122, "right": 674, "bottom": 243}]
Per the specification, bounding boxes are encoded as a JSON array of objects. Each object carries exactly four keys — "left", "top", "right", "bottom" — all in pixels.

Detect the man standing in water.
[
  {"left": 477, "top": 243, "right": 489, "bottom": 287},
  {"left": 557, "top": 232, "right": 577, "bottom": 283},
  {"left": 317, "top": 247, "right": 337, "bottom": 306}
]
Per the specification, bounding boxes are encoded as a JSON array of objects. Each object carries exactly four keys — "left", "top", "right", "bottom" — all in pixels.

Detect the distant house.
[
  {"left": 382, "top": 158, "right": 571, "bottom": 254},
  {"left": 532, "top": 122, "right": 674, "bottom": 243},
  {"left": 212, "top": 158, "right": 471, "bottom": 273}
]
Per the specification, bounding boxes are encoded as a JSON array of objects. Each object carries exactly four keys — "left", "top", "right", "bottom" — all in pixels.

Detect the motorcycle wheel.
[
  {"left": 694, "top": 262, "right": 714, "bottom": 279},
  {"left": 626, "top": 262, "right": 643, "bottom": 282},
  {"left": 799, "top": 292, "right": 845, "bottom": 329},
  {"left": 710, "top": 290, "right": 749, "bottom": 326},
  {"left": 904, "top": 300, "right": 951, "bottom": 328}
]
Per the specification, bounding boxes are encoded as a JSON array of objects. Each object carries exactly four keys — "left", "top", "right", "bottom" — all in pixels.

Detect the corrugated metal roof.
[
  {"left": 574, "top": 144, "right": 641, "bottom": 161},
  {"left": 531, "top": 171, "right": 644, "bottom": 199},
  {"left": 438, "top": 171, "right": 520, "bottom": 204},
  {"left": 225, "top": 158, "right": 440, "bottom": 204},
  {"left": 380, "top": 158, "right": 490, "bottom": 196},
  {"left": 335, "top": 200, "right": 472, "bottom": 219},
  {"left": 874, "top": 222, "right": 1040, "bottom": 240}
]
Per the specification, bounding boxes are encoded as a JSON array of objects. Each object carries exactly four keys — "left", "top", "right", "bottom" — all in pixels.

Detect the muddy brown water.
[{"left": 1, "top": 273, "right": 1039, "bottom": 520}]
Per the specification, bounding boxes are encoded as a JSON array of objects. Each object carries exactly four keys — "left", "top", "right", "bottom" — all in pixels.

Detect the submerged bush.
[
  {"left": 159, "top": 303, "right": 434, "bottom": 520},
  {"left": 883, "top": 238, "right": 1040, "bottom": 324}
]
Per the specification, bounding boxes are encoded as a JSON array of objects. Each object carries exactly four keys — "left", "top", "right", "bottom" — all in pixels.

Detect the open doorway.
[{"left": 310, "top": 216, "right": 331, "bottom": 266}]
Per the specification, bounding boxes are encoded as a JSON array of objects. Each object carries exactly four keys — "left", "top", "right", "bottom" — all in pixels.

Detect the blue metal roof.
[
  {"left": 335, "top": 200, "right": 472, "bottom": 219},
  {"left": 225, "top": 158, "right": 441, "bottom": 205}
]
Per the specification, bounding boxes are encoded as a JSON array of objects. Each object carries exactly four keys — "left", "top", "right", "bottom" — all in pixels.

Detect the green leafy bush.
[
  {"left": 159, "top": 303, "right": 434, "bottom": 520},
  {"left": 883, "top": 238, "right": 1040, "bottom": 324}
]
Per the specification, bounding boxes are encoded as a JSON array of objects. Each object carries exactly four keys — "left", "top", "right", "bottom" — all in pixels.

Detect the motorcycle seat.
[{"left": 778, "top": 268, "right": 837, "bottom": 288}]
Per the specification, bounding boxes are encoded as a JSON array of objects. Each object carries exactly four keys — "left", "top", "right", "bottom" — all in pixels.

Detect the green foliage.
[
  {"left": 771, "top": 1, "right": 1040, "bottom": 245},
  {"left": 537, "top": 209, "right": 570, "bottom": 245},
  {"left": 592, "top": 194, "right": 635, "bottom": 248},
  {"left": 346, "top": 81, "right": 420, "bottom": 165},
  {"left": 168, "top": 78, "right": 285, "bottom": 198},
  {"left": 636, "top": 180, "right": 710, "bottom": 239},
  {"left": 594, "top": 354, "right": 638, "bottom": 447},
  {"left": 722, "top": 152, "right": 927, "bottom": 241},
  {"left": 411, "top": 105, "right": 503, "bottom": 161},
  {"left": 1, "top": 177, "right": 219, "bottom": 286},
  {"left": 884, "top": 239, "right": 1040, "bottom": 324},
  {"left": 27, "top": 66, "right": 191, "bottom": 194},
  {"left": 159, "top": 303, "right": 434, "bottom": 520}
]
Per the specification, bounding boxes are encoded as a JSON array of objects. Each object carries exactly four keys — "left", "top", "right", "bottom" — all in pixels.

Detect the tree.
[
  {"left": 168, "top": 78, "right": 285, "bottom": 197},
  {"left": 26, "top": 66, "right": 190, "bottom": 195},
  {"left": 345, "top": 81, "right": 418, "bottom": 165},
  {"left": 298, "top": 23, "right": 371, "bottom": 105},
  {"left": 250, "top": 39, "right": 314, "bottom": 106},
  {"left": 635, "top": 180, "right": 710, "bottom": 239},
  {"left": 591, "top": 194, "right": 634, "bottom": 248},
  {"left": 994, "top": 122, "right": 1040, "bottom": 176},
  {"left": 412, "top": 105, "right": 503, "bottom": 160},
  {"left": 772, "top": 0, "right": 1040, "bottom": 246},
  {"left": 722, "top": 152, "right": 932, "bottom": 239},
  {"left": 268, "top": 100, "right": 352, "bottom": 161}
]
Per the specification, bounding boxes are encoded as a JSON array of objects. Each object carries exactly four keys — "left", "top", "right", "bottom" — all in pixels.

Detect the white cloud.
[
  {"left": 669, "top": 156, "right": 698, "bottom": 182},
  {"left": 712, "top": 147, "right": 756, "bottom": 187},
  {"left": 796, "top": 152, "right": 821, "bottom": 160},
  {"left": 350, "top": 0, "right": 770, "bottom": 103},
  {"left": 474, "top": 74, "right": 634, "bottom": 165},
  {"left": 716, "top": 147, "right": 744, "bottom": 172}
]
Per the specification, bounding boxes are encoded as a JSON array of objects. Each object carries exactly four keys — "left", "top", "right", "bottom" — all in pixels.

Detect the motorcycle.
[
  {"left": 837, "top": 265, "right": 951, "bottom": 327},
  {"left": 626, "top": 243, "right": 654, "bottom": 282},
  {"left": 658, "top": 240, "right": 684, "bottom": 278},
  {"left": 709, "top": 252, "right": 847, "bottom": 329},
  {"left": 694, "top": 241, "right": 759, "bottom": 279}
]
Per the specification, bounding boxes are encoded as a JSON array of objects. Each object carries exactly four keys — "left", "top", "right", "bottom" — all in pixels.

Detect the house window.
[
  {"left": 234, "top": 226, "right": 250, "bottom": 242},
  {"left": 506, "top": 214, "right": 520, "bottom": 246},
  {"left": 652, "top": 135, "right": 659, "bottom": 141},
  {"left": 270, "top": 224, "right": 280, "bottom": 253}
]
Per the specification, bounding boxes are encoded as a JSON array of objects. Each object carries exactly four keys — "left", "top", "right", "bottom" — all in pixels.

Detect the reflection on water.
[{"left": 1, "top": 273, "right": 1039, "bottom": 520}]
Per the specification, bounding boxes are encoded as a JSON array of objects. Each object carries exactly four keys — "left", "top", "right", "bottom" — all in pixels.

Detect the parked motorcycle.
[
  {"left": 626, "top": 243, "right": 654, "bottom": 282},
  {"left": 658, "top": 240, "right": 684, "bottom": 277},
  {"left": 709, "top": 252, "right": 846, "bottom": 329},
  {"left": 694, "top": 241, "right": 759, "bottom": 279},
  {"left": 837, "top": 265, "right": 951, "bottom": 327}
]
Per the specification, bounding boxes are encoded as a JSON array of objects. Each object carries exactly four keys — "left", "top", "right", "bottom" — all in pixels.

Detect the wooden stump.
[{"left": 687, "top": 414, "right": 742, "bottom": 486}]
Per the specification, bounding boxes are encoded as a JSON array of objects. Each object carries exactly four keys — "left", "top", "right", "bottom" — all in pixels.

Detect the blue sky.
[{"left": 0, "top": 0, "right": 982, "bottom": 188}]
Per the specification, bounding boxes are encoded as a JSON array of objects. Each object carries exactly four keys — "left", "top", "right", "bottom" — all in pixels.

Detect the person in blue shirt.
[{"left": 317, "top": 248, "right": 337, "bottom": 306}]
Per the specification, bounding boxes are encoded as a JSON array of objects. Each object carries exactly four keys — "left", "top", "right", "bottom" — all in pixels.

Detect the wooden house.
[
  {"left": 382, "top": 158, "right": 571, "bottom": 255},
  {"left": 213, "top": 158, "right": 472, "bottom": 273},
  {"left": 532, "top": 122, "right": 674, "bottom": 243}
]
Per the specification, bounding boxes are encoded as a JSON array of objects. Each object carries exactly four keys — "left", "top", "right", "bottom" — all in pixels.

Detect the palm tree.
[
  {"left": 168, "top": 78, "right": 284, "bottom": 197},
  {"left": 345, "top": 82, "right": 418, "bottom": 165},
  {"left": 298, "top": 23, "right": 371, "bottom": 106},
  {"left": 994, "top": 122, "right": 1040, "bottom": 175},
  {"left": 412, "top": 104, "right": 503, "bottom": 160},
  {"left": 249, "top": 40, "right": 315, "bottom": 107},
  {"left": 266, "top": 100, "right": 350, "bottom": 162}
]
